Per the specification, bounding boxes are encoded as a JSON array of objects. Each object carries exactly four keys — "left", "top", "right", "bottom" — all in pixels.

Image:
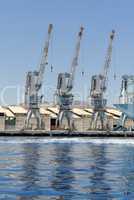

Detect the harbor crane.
[
  {"left": 89, "top": 30, "right": 115, "bottom": 130},
  {"left": 114, "top": 75, "right": 134, "bottom": 131},
  {"left": 24, "top": 24, "right": 53, "bottom": 129},
  {"left": 56, "top": 26, "right": 84, "bottom": 130}
]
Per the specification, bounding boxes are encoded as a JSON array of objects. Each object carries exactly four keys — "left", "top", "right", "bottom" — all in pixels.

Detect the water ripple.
[{"left": 0, "top": 137, "right": 133, "bottom": 199}]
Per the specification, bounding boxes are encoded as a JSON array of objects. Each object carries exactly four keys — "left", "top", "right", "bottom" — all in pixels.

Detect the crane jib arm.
[
  {"left": 70, "top": 26, "right": 84, "bottom": 84},
  {"left": 102, "top": 30, "right": 115, "bottom": 79},
  {"left": 37, "top": 24, "right": 53, "bottom": 88}
]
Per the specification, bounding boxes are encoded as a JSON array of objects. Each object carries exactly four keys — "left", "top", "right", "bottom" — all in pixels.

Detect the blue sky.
[{"left": 0, "top": 0, "right": 133, "bottom": 105}]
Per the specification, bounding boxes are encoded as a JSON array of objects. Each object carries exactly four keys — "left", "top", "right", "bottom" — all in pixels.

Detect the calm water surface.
[{"left": 0, "top": 137, "right": 134, "bottom": 199}]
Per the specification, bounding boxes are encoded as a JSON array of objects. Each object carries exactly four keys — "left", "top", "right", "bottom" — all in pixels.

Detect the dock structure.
[
  {"left": 0, "top": 129, "right": 133, "bottom": 137},
  {"left": 0, "top": 104, "right": 132, "bottom": 133}
]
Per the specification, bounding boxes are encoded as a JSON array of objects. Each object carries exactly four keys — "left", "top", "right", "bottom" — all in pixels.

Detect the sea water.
[{"left": 0, "top": 137, "right": 133, "bottom": 199}]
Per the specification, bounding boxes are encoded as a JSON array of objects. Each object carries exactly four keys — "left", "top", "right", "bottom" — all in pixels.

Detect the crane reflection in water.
[
  {"left": 16, "top": 141, "right": 67, "bottom": 200},
  {"left": 1, "top": 138, "right": 132, "bottom": 199},
  {"left": 51, "top": 143, "right": 74, "bottom": 200},
  {"left": 17, "top": 143, "right": 40, "bottom": 200},
  {"left": 86, "top": 144, "right": 113, "bottom": 199}
]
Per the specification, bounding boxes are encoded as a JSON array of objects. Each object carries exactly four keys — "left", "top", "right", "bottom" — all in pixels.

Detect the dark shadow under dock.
[{"left": 0, "top": 130, "right": 134, "bottom": 137}]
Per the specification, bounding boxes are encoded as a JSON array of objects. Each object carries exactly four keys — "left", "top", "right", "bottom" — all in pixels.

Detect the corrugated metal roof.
[
  {"left": 47, "top": 107, "right": 59, "bottom": 114},
  {"left": 8, "top": 106, "right": 27, "bottom": 114},
  {"left": 0, "top": 106, "right": 14, "bottom": 117},
  {"left": 49, "top": 113, "right": 57, "bottom": 118},
  {"left": 106, "top": 108, "right": 122, "bottom": 116},
  {"left": 84, "top": 107, "right": 121, "bottom": 119},
  {"left": 72, "top": 114, "right": 80, "bottom": 119},
  {"left": 40, "top": 107, "right": 51, "bottom": 115},
  {"left": 84, "top": 108, "right": 93, "bottom": 114},
  {"left": 105, "top": 112, "right": 118, "bottom": 119},
  {"left": 72, "top": 108, "right": 91, "bottom": 116},
  {"left": 47, "top": 106, "right": 80, "bottom": 118},
  {"left": 4, "top": 105, "right": 121, "bottom": 119},
  {"left": 40, "top": 107, "right": 57, "bottom": 118}
]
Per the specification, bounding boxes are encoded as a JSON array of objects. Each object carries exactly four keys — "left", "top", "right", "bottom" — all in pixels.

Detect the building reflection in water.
[{"left": 51, "top": 143, "right": 74, "bottom": 200}]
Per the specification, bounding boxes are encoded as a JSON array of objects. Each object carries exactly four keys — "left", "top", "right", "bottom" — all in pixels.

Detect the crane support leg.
[
  {"left": 25, "top": 110, "right": 32, "bottom": 129},
  {"left": 113, "top": 113, "right": 127, "bottom": 131},
  {"left": 90, "top": 112, "right": 98, "bottom": 130},
  {"left": 56, "top": 110, "right": 74, "bottom": 130},
  {"left": 56, "top": 110, "right": 64, "bottom": 127},
  {"left": 90, "top": 111, "right": 106, "bottom": 130},
  {"left": 25, "top": 108, "right": 43, "bottom": 129}
]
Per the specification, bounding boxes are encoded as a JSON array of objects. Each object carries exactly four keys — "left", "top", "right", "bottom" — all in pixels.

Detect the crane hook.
[{"left": 51, "top": 65, "right": 53, "bottom": 72}]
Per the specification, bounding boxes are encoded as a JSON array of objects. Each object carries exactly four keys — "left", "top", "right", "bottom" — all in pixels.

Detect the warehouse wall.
[
  {"left": 0, "top": 109, "right": 120, "bottom": 131},
  {"left": 42, "top": 115, "right": 51, "bottom": 131},
  {"left": 74, "top": 117, "right": 90, "bottom": 131},
  {"left": 15, "top": 114, "right": 51, "bottom": 130},
  {"left": 15, "top": 114, "right": 26, "bottom": 130},
  {"left": 5, "top": 117, "right": 16, "bottom": 130},
  {"left": 0, "top": 114, "right": 5, "bottom": 131},
  {"left": 125, "top": 119, "right": 134, "bottom": 129}
]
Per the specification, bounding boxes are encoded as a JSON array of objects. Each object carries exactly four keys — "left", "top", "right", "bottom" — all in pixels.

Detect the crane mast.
[
  {"left": 24, "top": 24, "right": 53, "bottom": 129},
  {"left": 90, "top": 30, "right": 115, "bottom": 130},
  {"left": 56, "top": 27, "right": 84, "bottom": 130}
]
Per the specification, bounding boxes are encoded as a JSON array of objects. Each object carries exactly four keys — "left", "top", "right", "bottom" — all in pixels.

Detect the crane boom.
[
  {"left": 70, "top": 26, "right": 84, "bottom": 85},
  {"left": 36, "top": 24, "right": 53, "bottom": 89},
  {"left": 24, "top": 71, "right": 31, "bottom": 105},
  {"left": 101, "top": 30, "right": 115, "bottom": 89}
]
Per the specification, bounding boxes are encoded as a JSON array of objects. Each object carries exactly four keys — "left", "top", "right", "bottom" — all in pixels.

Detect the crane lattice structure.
[
  {"left": 24, "top": 24, "right": 53, "bottom": 129},
  {"left": 56, "top": 27, "right": 84, "bottom": 130},
  {"left": 89, "top": 30, "right": 115, "bottom": 130}
]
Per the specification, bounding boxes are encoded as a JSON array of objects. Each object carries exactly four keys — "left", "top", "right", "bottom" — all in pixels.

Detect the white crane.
[
  {"left": 56, "top": 27, "right": 84, "bottom": 130},
  {"left": 114, "top": 75, "right": 134, "bottom": 131},
  {"left": 89, "top": 30, "right": 115, "bottom": 130},
  {"left": 24, "top": 24, "right": 53, "bottom": 129}
]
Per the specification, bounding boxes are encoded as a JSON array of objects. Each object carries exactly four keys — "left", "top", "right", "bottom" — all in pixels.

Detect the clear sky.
[{"left": 0, "top": 0, "right": 133, "bottom": 106}]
